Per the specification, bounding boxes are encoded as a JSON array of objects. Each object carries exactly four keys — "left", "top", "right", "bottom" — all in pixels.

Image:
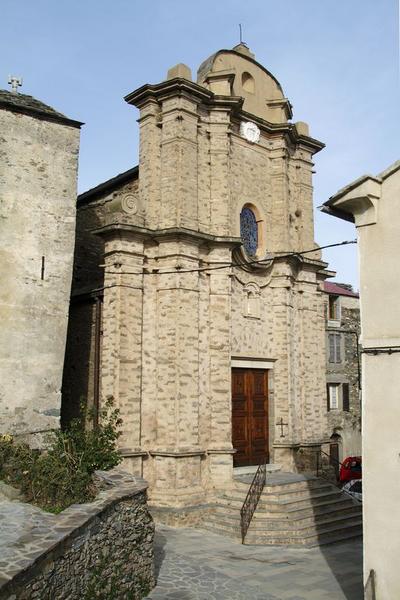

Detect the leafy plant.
[{"left": 0, "top": 399, "right": 122, "bottom": 511}]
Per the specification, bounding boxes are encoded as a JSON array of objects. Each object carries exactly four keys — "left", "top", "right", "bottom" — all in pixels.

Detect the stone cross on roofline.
[{"left": 8, "top": 75, "right": 23, "bottom": 93}]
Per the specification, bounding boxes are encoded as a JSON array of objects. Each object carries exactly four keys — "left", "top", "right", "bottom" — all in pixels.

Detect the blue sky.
[{"left": 2, "top": 0, "right": 399, "bottom": 288}]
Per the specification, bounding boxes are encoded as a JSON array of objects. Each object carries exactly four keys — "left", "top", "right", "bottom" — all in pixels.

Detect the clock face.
[{"left": 240, "top": 121, "right": 260, "bottom": 144}]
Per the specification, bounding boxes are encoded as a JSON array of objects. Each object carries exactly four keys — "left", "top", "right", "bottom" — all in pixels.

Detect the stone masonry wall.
[
  {"left": 0, "top": 470, "right": 155, "bottom": 600},
  {"left": 325, "top": 293, "right": 361, "bottom": 458},
  {"left": 0, "top": 107, "right": 80, "bottom": 443},
  {"left": 62, "top": 178, "right": 139, "bottom": 424}
]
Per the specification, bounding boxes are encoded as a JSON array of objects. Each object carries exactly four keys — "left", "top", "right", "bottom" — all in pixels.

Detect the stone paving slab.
[{"left": 145, "top": 525, "right": 363, "bottom": 600}]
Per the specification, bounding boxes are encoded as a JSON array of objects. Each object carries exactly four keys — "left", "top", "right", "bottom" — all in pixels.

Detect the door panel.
[
  {"left": 231, "top": 369, "right": 250, "bottom": 465},
  {"left": 232, "top": 368, "right": 269, "bottom": 466}
]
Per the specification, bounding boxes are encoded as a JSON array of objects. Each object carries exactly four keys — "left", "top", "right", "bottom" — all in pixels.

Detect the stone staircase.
[{"left": 202, "top": 473, "right": 362, "bottom": 546}]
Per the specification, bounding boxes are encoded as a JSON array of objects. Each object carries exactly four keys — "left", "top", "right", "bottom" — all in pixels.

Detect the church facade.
[{"left": 63, "top": 44, "right": 331, "bottom": 512}]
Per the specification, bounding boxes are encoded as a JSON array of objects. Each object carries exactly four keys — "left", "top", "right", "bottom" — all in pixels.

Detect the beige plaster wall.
[
  {"left": 325, "top": 163, "right": 400, "bottom": 598},
  {"left": 358, "top": 169, "right": 400, "bottom": 599},
  {"left": 0, "top": 108, "right": 80, "bottom": 441},
  {"left": 362, "top": 353, "right": 400, "bottom": 599}
]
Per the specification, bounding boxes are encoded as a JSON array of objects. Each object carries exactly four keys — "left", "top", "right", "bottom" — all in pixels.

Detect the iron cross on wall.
[{"left": 276, "top": 417, "right": 288, "bottom": 438}]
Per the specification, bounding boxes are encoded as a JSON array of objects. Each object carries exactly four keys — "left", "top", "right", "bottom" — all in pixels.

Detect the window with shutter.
[
  {"left": 342, "top": 383, "right": 350, "bottom": 411},
  {"left": 328, "top": 333, "right": 342, "bottom": 363},
  {"left": 328, "top": 384, "right": 339, "bottom": 410}
]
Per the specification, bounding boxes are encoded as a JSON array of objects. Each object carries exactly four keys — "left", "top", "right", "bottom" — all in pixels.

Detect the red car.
[{"left": 339, "top": 456, "right": 362, "bottom": 483}]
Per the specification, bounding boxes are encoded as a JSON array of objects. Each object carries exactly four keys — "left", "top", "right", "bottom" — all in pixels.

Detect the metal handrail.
[
  {"left": 316, "top": 448, "right": 343, "bottom": 484},
  {"left": 240, "top": 462, "right": 266, "bottom": 543},
  {"left": 320, "top": 448, "right": 343, "bottom": 468}
]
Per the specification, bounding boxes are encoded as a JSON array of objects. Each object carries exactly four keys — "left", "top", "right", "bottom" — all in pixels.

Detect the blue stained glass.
[{"left": 240, "top": 207, "right": 258, "bottom": 256}]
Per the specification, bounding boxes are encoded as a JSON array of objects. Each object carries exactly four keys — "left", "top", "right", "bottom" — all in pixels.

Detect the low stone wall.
[
  {"left": 0, "top": 470, "right": 155, "bottom": 600},
  {"left": 150, "top": 503, "right": 216, "bottom": 527}
]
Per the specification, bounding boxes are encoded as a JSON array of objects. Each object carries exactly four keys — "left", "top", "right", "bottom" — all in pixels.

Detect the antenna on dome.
[{"left": 238, "top": 24, "right": 248, "bottom": 48}]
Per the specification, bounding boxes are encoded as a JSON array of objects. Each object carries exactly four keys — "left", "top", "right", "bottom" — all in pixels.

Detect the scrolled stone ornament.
[{"left": 121, "top": 194, "right": 138, "bottom": 215}]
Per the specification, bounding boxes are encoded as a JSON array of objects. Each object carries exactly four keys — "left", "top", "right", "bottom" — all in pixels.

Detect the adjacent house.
[
  {"left": 323, "top": 281, "right": 361, "bottom": 470},
  {"left": 322, "top": 160, "right": 400, "bottom": 599}
]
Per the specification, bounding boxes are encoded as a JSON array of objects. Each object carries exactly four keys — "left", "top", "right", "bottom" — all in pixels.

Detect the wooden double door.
[{"left": 232, "top": 368, "right": 269, "bottom": 467}]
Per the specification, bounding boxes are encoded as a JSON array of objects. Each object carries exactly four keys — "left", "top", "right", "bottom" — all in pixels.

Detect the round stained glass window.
[{"left": 240, "top": 207, "right": 258, "bottom": 256}]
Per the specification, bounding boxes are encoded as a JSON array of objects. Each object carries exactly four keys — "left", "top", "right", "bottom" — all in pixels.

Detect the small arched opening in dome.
[{"left": 241, "top": 71, "right": 255, "bottom": 94}]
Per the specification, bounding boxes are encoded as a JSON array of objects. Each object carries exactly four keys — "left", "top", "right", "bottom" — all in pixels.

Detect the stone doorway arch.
[{"left": 330, "top": 432, "right": 343, "bottom": 479}]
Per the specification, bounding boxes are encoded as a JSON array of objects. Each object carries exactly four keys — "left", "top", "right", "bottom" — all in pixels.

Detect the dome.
[{"left": 197, "top": 45, "right": 292, "bottom": 123}]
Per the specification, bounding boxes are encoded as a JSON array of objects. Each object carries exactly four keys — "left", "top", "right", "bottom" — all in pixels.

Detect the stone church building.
[{"left": 63, "top": 44, "right": 331, "bottom": 513}]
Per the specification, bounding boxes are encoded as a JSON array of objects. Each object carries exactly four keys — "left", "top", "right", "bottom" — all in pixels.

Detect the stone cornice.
[
  {"left": 124, "top": 78, "right": 322, "bottom": 155},
  {"left": 120, "top": 446, "right": 236, "bottom": 457},
  {"left": 94, "top": 223, "right": 241, "bottom": 248},
  {"left": 205, "top": 94, "right": 244, "bottom": 113},
  {"left": 124, "top": 78, "right": 213, "bottom": 108},
  {"left": 236, "top": 109, "right": 325, "bottom": 154},
  {"left": 233, "top": 246, "right": 329, "bottom": 276},
  {"left": 148, "top": 449, "right": 206, "bottom": 457},
  {"left": 270, "top": 252, "right": 328, "bottom": 271}
]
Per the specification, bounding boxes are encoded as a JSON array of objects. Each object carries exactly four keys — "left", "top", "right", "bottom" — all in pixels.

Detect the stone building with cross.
[{"left": 63, "top": 44, "right": 332, "bottom": 516}]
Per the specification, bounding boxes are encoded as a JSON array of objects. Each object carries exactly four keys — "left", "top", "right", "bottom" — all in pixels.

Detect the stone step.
[
  {"left": 259, "top": 504, "right": 361, "bottom": 525},
  {"left": 206, "top": 475, "right": 362, "bottom": 547},
  {"left": 208, "top": 510, "right": 362, "bottom": 536},
  {"left": 231, "top": 479, "right": 336, "bottom": 494},
  {"left": 305, "top": 527, "right": 363, "bottom": 548},
  {"left": 201, "top": 519, "right": 363, "bottom": 547},
  {"left": 218, "top": 488, "right": 344, "bottom": 509},
  {"left": 245, "top": 521, "right": 363, "bottom": 546},
  {"left": 233, "top": 464, "right": 281, "bottom": 476},
  {"left": 255, "top": 497, "right": 357, "bottom": 518},
  {"left": 218, "top": 496, "right": 351, "bottom": 514},
  {"left": 211, "top": 502, "right": 361, "bottom": 527},
  {"left": 249, "top": 513, "right": 363, "bottom": 534},
  {"left": 232, "top": 478, "right": 328, "bottom": 495},
  {"left": 283, "top": 496, "right": 357, "bottom": 518}
]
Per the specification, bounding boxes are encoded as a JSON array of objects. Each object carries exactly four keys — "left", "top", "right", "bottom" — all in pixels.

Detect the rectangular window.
[
  {"left": 329, "top": 333, "right": 342, "bottom": 363},
  {"left": 328, "top": 295, "right": 340, "bottom": 320},
  {"left": 327, "top": 384, "right": 339, "bottom": 410}
]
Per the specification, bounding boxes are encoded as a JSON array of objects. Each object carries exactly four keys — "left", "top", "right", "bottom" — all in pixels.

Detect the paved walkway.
[{"left": 145, "top": 525, "right": 363, "bottom": 600}]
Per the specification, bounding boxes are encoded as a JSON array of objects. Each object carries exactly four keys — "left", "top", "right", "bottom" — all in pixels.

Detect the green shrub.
[{"left": 0, "top": 399, "right": 122, "bottom": 512}]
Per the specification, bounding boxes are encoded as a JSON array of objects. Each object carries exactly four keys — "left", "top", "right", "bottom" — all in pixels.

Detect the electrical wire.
[{"left": 99, "top": 239, "right": 357, "bottom": 276}]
